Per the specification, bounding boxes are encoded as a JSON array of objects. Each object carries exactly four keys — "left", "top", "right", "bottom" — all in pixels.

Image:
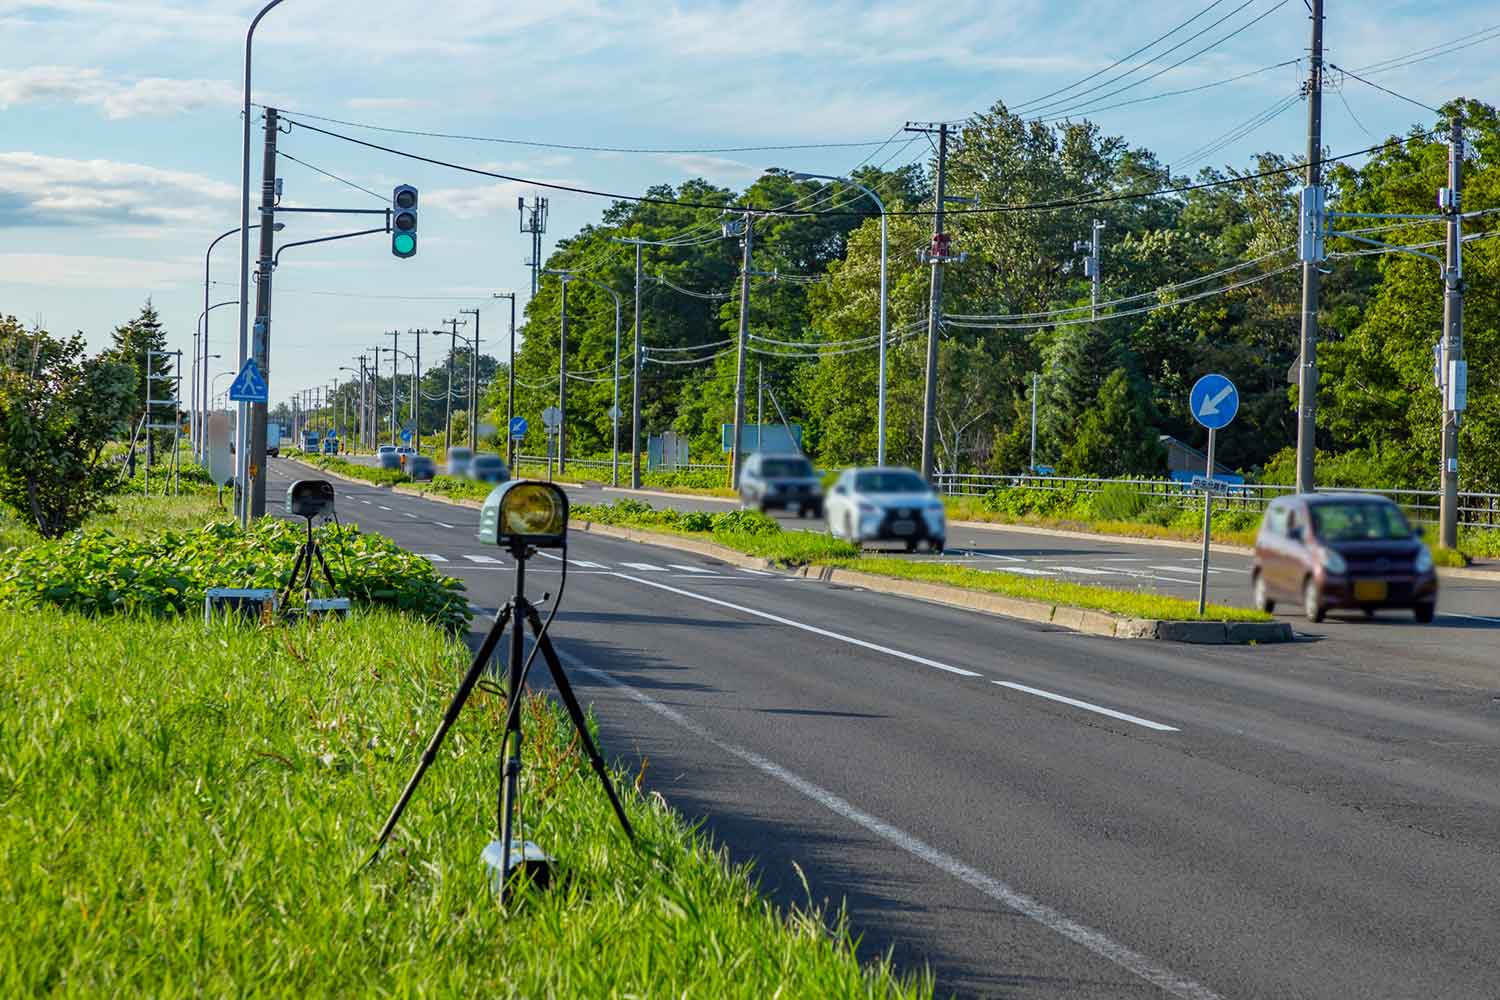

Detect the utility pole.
[
  {"left": 493, "top": 293, "right": 516, "bottom": 463},
  {"left": 558, "top": 278, "right": 569, "bottom": 474},
  {"left": 614, "top": 237, "right": 647, "bottom": 489},
  {"left": 441, "top": 316, "right": 467, "bottom": 459},
  {"left": 1440, "top": 114, "right": 1467, "bottom": 548},
  {"left": 1076, "top": 219, "right": 1106, "bottom": 318},
  {"left": 387, "top": 331, "right": 399, "bottom": 445},
  {"left": 908, "top": 121, "right": 950, "bottom": 482},
  {"left": 459, "top": 307, "right": 479, "bottom": 456},
  {"left": 240, "top": 106, "right": 279, "bottom": 523},
  {"left": 519, "top": 196, "right": 549, "bottom": 300},
  {"left": 1294, "top": 0, "right": 1325, "bottom": 496},
  {"left": 728, "top": 212, "right": 754, "bottom": 489},
  {"left": 1030, "top": 372, "right": 1039, "bottom": 474}
]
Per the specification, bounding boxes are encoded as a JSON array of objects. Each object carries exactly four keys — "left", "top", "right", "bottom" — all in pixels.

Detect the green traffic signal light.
[
  {"left": 393, "top": 232, "right": 416, "bottom": 256},
  {"left": 391, "top": 184, "right": 418, "bottom": 259}
]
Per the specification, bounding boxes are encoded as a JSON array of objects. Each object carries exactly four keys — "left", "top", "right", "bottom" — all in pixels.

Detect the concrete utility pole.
[
  {"left": 441, "top": 317, "right": 467, "bottom": 459},
  {"left": 1077, "top": 219, "right": 1106, "bottom": 318},
  {"left": 729, "top": 213, "right": 754, "bottom": 489},
  {"left": 558, "top": 279, "right": 569, "bottom": 474},
  {"left": 413, "top": 328, "right": 422, "bottom": 453},
  {"left": 1294, "top": 0, "right": 1325, "bottom": 496},
  {"left": 387, "top": 331, "right": 400, "bottom": 445},
  {"left": 459, "top": 307, "right": 479, "bottom": 455},
  {"left": 909, "top": 121, "right": 950, "bottom": 482},
  {"left": 519, "top": 196, "right": 549, "bottom": 299},
  {"left": 1030, "top": 372, "right": 1039, "bottom": 473},
  {"left": 1440, "top": 115, "right": 1466, "bottom": 548},
  {"left": 244, "top": 106, "right": 279, "bottom": 524},
  {"left": 493, "top": 293, "right": 516, "bottom": 462},
  {"left": 614, "top": 237, "right": 648, "bottom": 489}
]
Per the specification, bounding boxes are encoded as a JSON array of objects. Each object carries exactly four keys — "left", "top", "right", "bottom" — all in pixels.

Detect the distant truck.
[
  {"left": 266, "top": 423, "right": 282, "bottom": 458},
  {"left": 303, "top": 432, "right": 319, "bottom": 453}
]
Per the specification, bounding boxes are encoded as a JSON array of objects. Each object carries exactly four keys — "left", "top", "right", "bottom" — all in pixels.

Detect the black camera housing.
[{"left": 286, "top": 479, "right": 336, "bottom": 519}]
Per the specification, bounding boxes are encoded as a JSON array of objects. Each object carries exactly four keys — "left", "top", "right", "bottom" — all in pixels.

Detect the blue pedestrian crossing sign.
[
  {"left": 227, "top": 358, "right": 268, "bottom": 403},
  {"left": 509, "top": 416, "right": 529, "bottom": 439},
  {"left": 1189, "top": 373, "right": 1239, "bottom": 431}
]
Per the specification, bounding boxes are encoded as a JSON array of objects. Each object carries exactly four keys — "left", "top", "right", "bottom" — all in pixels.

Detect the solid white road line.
[
  {"left": 1047, "top": 566, "right": 1123, "bottom": 576},
  {"left": 1442, "top": 611, "right": 1500, "bottom": 624},
  {"left": 1149, "top": 565, "right": 1220, "bottom": 576},
  {"left": 559, "top": 647, "right": 1220, "bottom": 1000},
  {"left": 995, "top": 567, "right": 1057, "bottom": 577},
  {"left": 994, "top": 681, "right": 1179, "bottom": 733},
  {"left": 966, "top": 551, "right": 1026, "bottom": 563},
  {"left": 535, "top": 551, "right": 563, "bottom": 561},
  {"left": 571, "top": 560, "right": 607, "bottom": 569},
  {"left": 611, "top": 573, "right": 981, "bottom": 678}
]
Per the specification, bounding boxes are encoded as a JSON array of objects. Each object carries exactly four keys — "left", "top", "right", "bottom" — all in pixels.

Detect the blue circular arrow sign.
[{"left": 1190, "top": 373, "right": 1239, "bottom": 430}]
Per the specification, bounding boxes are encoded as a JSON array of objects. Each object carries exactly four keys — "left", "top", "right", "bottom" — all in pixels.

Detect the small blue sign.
[
  {"left": 325, "top": 429, "right": 337, "bottom": 438},
  {"left": 400, "top": 428, "right": 413, "bottom": 443},
  {"left": 227, "top": 358, "right": 268, "bottom": 403},
  {"left": 509, "top": 416, "right": 529, "bottom": 439},
  {"left": 1189, "top": 373, "right": 1239, "bottom": 431}
]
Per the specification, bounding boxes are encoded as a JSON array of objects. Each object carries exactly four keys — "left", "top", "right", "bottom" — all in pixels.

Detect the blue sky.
[{"left": 1, "top": 0, "right": 1495, "bottom": 411}]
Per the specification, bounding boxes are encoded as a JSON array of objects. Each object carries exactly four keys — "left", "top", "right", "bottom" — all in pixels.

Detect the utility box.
[{"left": 204, "top": 587, "right": 277, "bottom": 625}]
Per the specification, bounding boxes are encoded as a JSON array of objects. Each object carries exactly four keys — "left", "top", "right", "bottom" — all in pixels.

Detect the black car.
[
  {"left": 739, "top": 452, "right": 823, "bottom": 517},
  {"left": 407, "top": 455, "right": 436, "bottom": 481}
]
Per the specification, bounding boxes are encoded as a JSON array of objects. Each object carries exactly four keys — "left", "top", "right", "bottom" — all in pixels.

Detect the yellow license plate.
[{"left": 1354, "top": 580, "right": 1388, "bottom": 602}]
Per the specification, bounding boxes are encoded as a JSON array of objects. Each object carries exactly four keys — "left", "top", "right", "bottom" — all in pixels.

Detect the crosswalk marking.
[
  {"left": 620, "top": 562, "right": 667, "bottom": 572},
  {"left": 571, "top": 560, "right": 607, "bottom": 569},
  {"left": 995, "top": 567, "right": 1056, "bottom": 576},
  {"left": 1148, "top": 564, "right": 1221, "bottom": 576},
  {"left": 1047, "top": 566, "right": 1123, "bottom": 576},
  {"left": 462, "top": 554, "right": 504, "bottom": 564},
  {"left": 738, "top": 567, "right": 774, "bottom": 576},
  {"left": 669, "top": 564, "right": 715, "bottom": 573},
  {"left": 421, "top": 553, "right": 448, "bottom": 563}
]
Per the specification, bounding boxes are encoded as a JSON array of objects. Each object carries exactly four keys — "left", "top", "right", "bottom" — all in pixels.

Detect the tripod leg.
[
  {"left": 312, "top": 540, "right": 338, "bottom": 594},
  {"left": 523, "top": 605, "right": 636, "bottom": 842},
  {"left": 279, "top": 544, "right": 307, "bottom": 609},
  {"left": 363, "top": 604, "right": 514, "bottom": 866},
  {"left": 498, "top": 586, "right": 528, "bottom": 902}
]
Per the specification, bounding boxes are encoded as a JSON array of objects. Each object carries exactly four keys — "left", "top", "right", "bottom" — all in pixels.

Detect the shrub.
[
  {"left": 0, "top": 519, "right": 469, "bottom": 629},
  {"left": 1090, "top": 481, "right": 1148, "bottom": 521},
  {"left": 709, "top": 508, "right": 780, "bottom": 537}
]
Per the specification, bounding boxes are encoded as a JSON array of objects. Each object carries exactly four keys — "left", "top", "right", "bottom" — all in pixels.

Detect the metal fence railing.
[
  {"left": 515, "top": 455, "right": 728, "bottom": 474},
  {"left": 933, "top": 472, "right": 1500, "bottom": 530}
]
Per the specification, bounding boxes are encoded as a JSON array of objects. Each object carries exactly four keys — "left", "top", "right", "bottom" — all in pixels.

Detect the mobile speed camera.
[{"left": 477, "top": 481, "right": 569, "bottom": 550}]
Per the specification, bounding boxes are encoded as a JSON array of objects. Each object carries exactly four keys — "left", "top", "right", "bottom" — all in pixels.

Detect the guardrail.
[
  {"left": 933, "top": 472, "right": 1500, "bottom": 530},
  {"left": 515, "top": 455, "right": 729, "bottom": 474}
]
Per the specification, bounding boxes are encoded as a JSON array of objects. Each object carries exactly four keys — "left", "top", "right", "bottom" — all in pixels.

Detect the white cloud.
[
  {"left": 0, "top": 252, "right": 191, "bottom": 290},
  {"left": 346, "top": 97, "right": 431, "bottom": 111},
  {"left": 0, "top": 152, "right": 237, "bottom": 229},
  {"left": 661, "top": 154, "right": 762, "bottom": 183},
  {"left": 423, "top": 180, "right": 545, "bottom": 218},
  {"left": 0, "top": 65, "right": 239, "bottom": 118}
]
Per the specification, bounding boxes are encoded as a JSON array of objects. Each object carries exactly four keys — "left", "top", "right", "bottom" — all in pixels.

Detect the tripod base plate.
[{"left": 482, "top": 839, "right": 554, "bottom": 894}]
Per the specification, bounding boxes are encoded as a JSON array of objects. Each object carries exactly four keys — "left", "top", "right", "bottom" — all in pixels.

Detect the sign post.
[{"left": 1189, "top": 373, "right": 1240, "bottom": 614}]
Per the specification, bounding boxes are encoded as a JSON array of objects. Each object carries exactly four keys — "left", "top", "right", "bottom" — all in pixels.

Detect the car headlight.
[
  {"left": 1414, "top": 547, "right": 1434, "bottom": 573},
  {"left": 1320, "top": 548, "right": 1348, "bottom": 574}
]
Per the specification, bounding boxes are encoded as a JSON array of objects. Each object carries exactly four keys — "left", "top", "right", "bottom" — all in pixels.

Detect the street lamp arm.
[{"left": 273, "top": 226, "right": 387, "bottom": 266}]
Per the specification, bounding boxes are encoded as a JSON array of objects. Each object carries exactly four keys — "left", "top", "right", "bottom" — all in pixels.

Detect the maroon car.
[{"left": 1251, "top": 493, "right": 1438, "bottom": 623}]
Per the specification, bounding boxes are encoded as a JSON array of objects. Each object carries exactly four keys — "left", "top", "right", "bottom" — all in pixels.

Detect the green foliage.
[
  {"left": 0, "top": 519, "right": 469, "bottom": 629},
  {"left": 1091, "top": 481, "right": 1149, "bottom": 521},
  {"left": 0, "top": 319, "right": 138, "bottom": 537},
  {"left": 1061, "top": 368, "right": 1166, "bottom": 477},
  {"left": 310, "top": 455, "right": 410, "bottom": 487},
  {"left": 0, "top": 607, "right": 928, "bottom": 999},
  {"left": 980, "top": 484, "right": 1087, "bottom": 517},
  {"left": 709, "top": 508, "right": 780, "bottom": 537},
  {"left": 105, "top": 299, "right": 168, "bottom": 423},
  {"left": 568, "top": 500, "right": 856, "bottom": 564}
]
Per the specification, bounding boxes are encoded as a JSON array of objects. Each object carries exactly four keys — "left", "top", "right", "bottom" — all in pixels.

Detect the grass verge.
[
  {"left": 0, "top": 607, "right": 929, "bottom": 998},
  {"left": 834, "top": 557, "right": 1272, "bottom": 623}
]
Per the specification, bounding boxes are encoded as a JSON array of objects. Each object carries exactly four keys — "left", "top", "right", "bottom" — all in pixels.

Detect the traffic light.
[{"left": 392, "top": 185, "right": 418, "bottom": 258}]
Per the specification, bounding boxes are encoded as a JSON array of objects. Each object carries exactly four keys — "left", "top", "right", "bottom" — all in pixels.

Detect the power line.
[
  {"left": 1329, "top": 64, "right": 1440, "bottom": 115},
  {"left": 275, "top": 150, "right": 387, "bottom": 202},
  {"left": 1035, "top": 59, "right": 1300, "bottom": 123},
  {"left": 1352, "top": 23, "right": 1500, "bottom": 76}
]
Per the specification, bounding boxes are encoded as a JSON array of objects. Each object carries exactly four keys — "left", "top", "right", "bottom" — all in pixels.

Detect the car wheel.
[
  {"left": 1362, "top": 606, "right": 1377, "bottom": 619},
  {"left": 846, "top": 515, "right": 859, "bottom": 547},
  {"left": 1414, "top": 603, "right": 1435, "bottom": 624},
  {"left": 1302, "top": 578, "right": 1325, "bottom": 623},
  {"left": 797, "top": 506, "right": 808, "bottom": 519},
  {"left": 932, "top": 538, "right": 946, "bottom": 555},
  {"left": 904, "top": 539, "right": 917, "bottom": 553},
  {"left": 811, "top": 502, "right": 823, "bottom": 519},
  {"left": 1252, "top": 571, "right": 1275, "bottom": 614}
]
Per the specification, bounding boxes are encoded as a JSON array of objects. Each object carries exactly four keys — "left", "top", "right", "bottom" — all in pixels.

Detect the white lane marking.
[
  {"left": 571, "top": 560, "right": 607, "bottom": 569},
  {"left": 359, "top": 499, "right": 372, "bottom": 505},
  {"left": 994, "top": 567, "right": 1056, "bottom": 577},
  {"left": 1047, "top": 566, "right": 1123, "bottom": 576},
  {"left": 966, "top": 551, "right": 1026, "bottom": 563},
  {"left": 611, "top": 573, "right": 980, "bottom": 678},
  {"left": 434, "top": 521, "right": 457, "bottom": 529},
  {"left": 1442, "top": 612, "right": 1500, "bottom": 624},
  {"left": 420, "top": 553, "right": 448, "bottom": 563},
  {"left": 669, "top": 564, "right": 716, "bottom": 574},
  {"left": 737, "top": 567, "right": 774, "bottom": 576},
  {"left": 1149, "top": 565, "right": 1220, "bottom": 576},
  {"left": 620, "top": 561, "right": 667, "bottom": 572},
  {"left": 536, "top": 551, "right": 563, "bottom": 561},
  {"left": 561, "top": 648, "right": 1220, "bottom": 1000},
  {"left": 378, "top": 505, "right": 392, "bottom": 511},
  {"left": 1097, "top": 557, "right": 1147, "bottom": 562},
  {"left": 402, "top": 512, "right": 419, "bottom": 519},
  {"left": 993, "top": 682, "right": 1179, "bottom": 733},
  {"left": 462, "top": 554, "right": 504, "bottom": 564}
]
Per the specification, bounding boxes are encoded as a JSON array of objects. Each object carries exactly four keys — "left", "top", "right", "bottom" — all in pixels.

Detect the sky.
[{"left": 1, "top": 0, "right": 1496, "bottom": 414}]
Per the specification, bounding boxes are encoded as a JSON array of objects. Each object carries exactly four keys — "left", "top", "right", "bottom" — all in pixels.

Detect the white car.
[{"left": 825, "top": 466, "right": 946, "bottom": 553}]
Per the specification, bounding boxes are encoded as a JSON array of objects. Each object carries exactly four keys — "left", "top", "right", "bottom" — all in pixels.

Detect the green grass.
[
  {"left": 943, "top": 497, "right": 1262, "bottom": 549},
  {"left": 835, "top": 557, "right": 1273, "bottom": 623},
  {"left": 0, "top": 494, "right": 229, "bottom": 551},
  {"left": 0, "top": 607, "right": 928, "bottom": 998},
  {"left": 306, "top": 455, "right": 411, "bottom": 487}
]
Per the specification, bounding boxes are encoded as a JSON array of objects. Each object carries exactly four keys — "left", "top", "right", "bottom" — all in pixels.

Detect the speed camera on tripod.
[
  {"left": 477, "top": 481, "right": 569, "bottom": 551},
  {"left": 285, "top": 479, "right": 336, "bottom": 519}
]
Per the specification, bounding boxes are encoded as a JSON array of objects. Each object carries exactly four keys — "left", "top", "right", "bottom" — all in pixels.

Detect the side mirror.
[{"left": 1288, "top": 525, "right": 1304, "bottom": 541}]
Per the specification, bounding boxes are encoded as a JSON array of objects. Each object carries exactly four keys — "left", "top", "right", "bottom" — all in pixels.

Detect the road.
[{"left": 275, "top": 458, "right": 1500, "bottom": 998}]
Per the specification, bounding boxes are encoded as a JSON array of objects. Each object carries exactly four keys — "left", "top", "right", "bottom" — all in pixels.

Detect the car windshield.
[
  {"left": 762, "top": 458, "right": 812, "bottom": 478},
  {"left": 450, "top": 449, "right": 472, "bottom": 459},
  {"left": 855, "top": 470, "right": 928, "bottom": 494},
  {"left": 473, "top": 457, "right": 501, "bottom": 467},
  {"left": 1310, "top": 501, "right": 1412, "bottom": 542},
  {"left": 378, "top": 446, "right": 393, "bottom": 453}
]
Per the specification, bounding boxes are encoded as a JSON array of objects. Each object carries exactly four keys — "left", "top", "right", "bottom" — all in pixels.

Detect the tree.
[
  {"left": 1061, "top": 368, "right": 1166, "bottom": 476},
  {"left": 0, "top": 318, "right": 137, "bottom": 537},
  {"left": 108, "top": 299, "right": 171, "bottom": 459}
]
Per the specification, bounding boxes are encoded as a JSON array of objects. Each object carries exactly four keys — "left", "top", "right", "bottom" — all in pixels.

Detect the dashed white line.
[
  {"left": 377, "top": 505, "right": 392, "bottom": 511},
  {"left": 462, "top": 554, "right": 504, "bottom": 564},
  {"left": 611, "top": 573, "right": 980, "bottom": 678},
  {"left": 620, "top": 562, "right": 667, "bottom": 572},
  {"left": 434, "top": 521, "right": 457, "bottom": 529},
  {"left": 359, "top": 499, "right": 372, "bottom": 505},
  {"left": 560, "top": 647, "right": 1219, "bottom": 1000},
  {"left": 1149, "top": 565, "right": 1219, "bottom": 576},
  {"left": 402, "top": 512, "right": 419, "bottom": 519},
  {"left": 669, "top": 564, "right": 716, "bottom": 574},
  {"left": 993, "top": 681, "right": 1179, "bottom": 732},
  {"left": 737, "top": 567, "right": 774, "bottom": 576},
  {"left": 421, "top": 553, "right": 448, "bottom": 563},
  {"left": 571, "top": 560, "right": 607, "bottom": 569}
]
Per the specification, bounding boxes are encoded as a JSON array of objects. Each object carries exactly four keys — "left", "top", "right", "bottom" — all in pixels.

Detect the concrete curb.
[
  {"left": 946, "top": 517, "right": 1255, "bottom": 557},
  {"left": 285, "top": 457, "right": 1291, "bottom": 644}
]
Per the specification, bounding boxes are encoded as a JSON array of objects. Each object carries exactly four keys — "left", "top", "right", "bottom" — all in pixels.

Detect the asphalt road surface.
[{"left": 281, "top": 458, "right": 1500, "bottom": 998}]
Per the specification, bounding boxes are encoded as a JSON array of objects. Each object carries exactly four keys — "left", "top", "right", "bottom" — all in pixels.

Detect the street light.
[
  {"left": 788, "top": 171, "right": 888, "bottom": 464},
  {"left": 544, "top": 269, "right": 623, "bottom": 486},
  {"left": 382, "top": 347, "right": 416, "bottom": 448},
  {"left": 193, "top": 299, "right": 237, "bottom": 458},
  {"left": 339, "top": 366, "right": 361, "bottom": 451}
]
